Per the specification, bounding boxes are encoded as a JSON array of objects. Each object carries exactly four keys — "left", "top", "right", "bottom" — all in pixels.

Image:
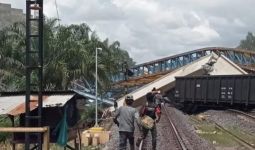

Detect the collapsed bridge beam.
[
  {"left": 113, "top": 47, "right": 255, "bottom": 87},
  {"left": 111, "top": 53, "right": 247, "bottom": 111}
]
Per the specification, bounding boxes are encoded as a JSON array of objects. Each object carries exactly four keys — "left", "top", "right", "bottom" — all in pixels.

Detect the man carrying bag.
[{"left": 136, "top": 92, "right": 161, "bottom": 150}]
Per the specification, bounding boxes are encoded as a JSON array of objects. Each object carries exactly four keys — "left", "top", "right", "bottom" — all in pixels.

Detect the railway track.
[
  {"left": 139, "top": 105, "right": 187, "bottom": 150},
  {"left": 214, "top": 123, "right": 255, "bottom": 150},
  {"left": 227, "top": 109, "right": 255, "bottom": 121},
  {"left": 190, "top": 112, "right": 255, "bottom": 150}
]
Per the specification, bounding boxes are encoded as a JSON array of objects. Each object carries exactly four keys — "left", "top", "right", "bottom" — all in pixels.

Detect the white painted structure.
[{"left": 111, "top": 53, "right": 247, "bottom": 111}]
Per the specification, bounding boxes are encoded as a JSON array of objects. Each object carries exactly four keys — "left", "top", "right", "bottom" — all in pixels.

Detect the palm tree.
[
  {"left": 0, "top": 23, "right": 26, "bottom": 91},
  {"left": 0, "top": 18, "right": 135, "bottom": 92}
]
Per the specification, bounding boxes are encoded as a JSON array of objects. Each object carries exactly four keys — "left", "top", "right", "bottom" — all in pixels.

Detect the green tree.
[
  {"left": 0, "top": 18, "right": 135, "bottom": 91},
  {"left": 0, "top": 23, "right": 26, "bottom": 91},
  {"left": 238, "top": 32, "right": 255, "bottom": 51}
]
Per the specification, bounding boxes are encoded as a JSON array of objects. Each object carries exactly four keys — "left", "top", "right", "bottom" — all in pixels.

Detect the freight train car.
[{"left": 174, "top": 75, "right": 255, "bottom": 106}]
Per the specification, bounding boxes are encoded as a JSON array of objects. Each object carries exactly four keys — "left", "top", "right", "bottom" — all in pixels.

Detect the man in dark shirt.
[
  {"left": 152, "top": 87, "right": 163, "bottom": 109},
  {"left": 137, "top": 92, "right": 161, "bottom": 150},
  {"left": 114, "top": 95, "right": 137, "bottom": 150}
]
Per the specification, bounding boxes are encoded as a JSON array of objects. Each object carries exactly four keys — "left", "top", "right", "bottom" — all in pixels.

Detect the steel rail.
[
  {"left": 139, "top": 105, "right": 187, "bottom": 150},
  {"left": 162, "top": 105, "right": 187, "bottom": 150},
  {"left": 191, "top": 114, "right": 255, "bottom": 149},
  {"left": 214, "top": 123, "right": 255, "bottom": 149},
  {"left": 227, "top": 109, "right": 255, "bottom": 121}
]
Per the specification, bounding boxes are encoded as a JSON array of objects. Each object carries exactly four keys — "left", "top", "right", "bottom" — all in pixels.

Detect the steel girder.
[{"left": 113, "top": 47, "right": 255, "bottom": 83}]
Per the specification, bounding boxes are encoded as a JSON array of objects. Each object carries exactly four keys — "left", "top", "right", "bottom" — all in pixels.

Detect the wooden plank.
[
  {"left": 0, "top": 126, "right": 50, "bottom": 150},
  {"left": 0, "top": 127, "right": 48, "bottom": 132}
]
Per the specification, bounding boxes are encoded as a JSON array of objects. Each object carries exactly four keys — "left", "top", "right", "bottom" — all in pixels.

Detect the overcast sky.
[{"left": 1, "top": 0, "right": 255, "bottom": 63}]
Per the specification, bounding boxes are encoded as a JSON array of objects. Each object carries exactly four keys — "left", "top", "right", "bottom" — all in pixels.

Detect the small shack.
[{"left": 0, "top": 91, "right": 87, "bottom": 149}]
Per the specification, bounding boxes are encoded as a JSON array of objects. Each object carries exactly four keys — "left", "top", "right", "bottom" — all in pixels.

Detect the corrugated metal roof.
[
  {"left": 72, "top": 89, "right": 113, "bottom": 105},
  {"left": 43, "top": 95, "right": 74, "bottom": 107},
  {"left": 0, "top": 94, "right": 75, "bottom": 116},
  {"left": 8, "top": 96, "right": 49, "bottom": 116},
  {"left": 0, "top": 96, "right": 24, "bottom": 115}
]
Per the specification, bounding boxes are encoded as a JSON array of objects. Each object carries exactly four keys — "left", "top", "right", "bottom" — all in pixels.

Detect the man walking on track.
[
  {"left": 137, "top": 92, "right": 161, "bottom": 150},
  {"left": 152, "top": 87, "right": 163, "bottom": 109},
  {"left": 114, "top": 95, "right": 137, "bottom": 150}
]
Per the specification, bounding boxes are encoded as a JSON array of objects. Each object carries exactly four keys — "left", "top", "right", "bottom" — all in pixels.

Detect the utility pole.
[{"left": 95, "top": 47, "right": 102, "bottom": 127}]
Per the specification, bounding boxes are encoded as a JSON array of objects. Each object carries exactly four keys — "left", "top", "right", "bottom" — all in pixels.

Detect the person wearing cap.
[
  {"left": 136, "top": 92, "right": 161, "bottom": 150},
  {"left": 114, "top": 95, "right": 137, "bottom": 150}
]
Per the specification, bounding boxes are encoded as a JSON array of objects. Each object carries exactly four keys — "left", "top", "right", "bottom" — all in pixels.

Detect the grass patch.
[
  {"left": 196, "top": 124, "right": 238, "bottom": 146},
  {"left": 228, "top": 126, "right": 255, "bottom": 146},
  {"left": 189, "top": 116, "right": 238, "bottom": 147}
]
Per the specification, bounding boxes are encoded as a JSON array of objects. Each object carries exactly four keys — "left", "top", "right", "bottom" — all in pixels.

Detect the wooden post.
[
  {"left": 43, "top": 126, "right": 50, "bottom": 150},
  {"left": 74, "top": 138, "right": 77, "bottom": 150},
  {"left": 0, "top": 127, "right": 50, "bottom": 150},
  {"left": 8, "top": 115, "right": 16, "bottom": 150}
]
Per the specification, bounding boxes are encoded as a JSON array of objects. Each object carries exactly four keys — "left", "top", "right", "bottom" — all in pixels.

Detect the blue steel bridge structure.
[{"left": 113, "top": 47, "right": 255, "bottom": 87}]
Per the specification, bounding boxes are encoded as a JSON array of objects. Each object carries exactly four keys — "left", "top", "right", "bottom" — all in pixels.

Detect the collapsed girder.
[
  {"left": 113, "top": 47, "right": 255, "bottom": 87},
  {"left": 111, "top": 53, "right": 247, "bottom": 111}
]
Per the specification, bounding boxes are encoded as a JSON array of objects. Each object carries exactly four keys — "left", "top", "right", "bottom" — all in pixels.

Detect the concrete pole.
[{"left": 95, "top": 47, "right": 102, "bottom": 127}]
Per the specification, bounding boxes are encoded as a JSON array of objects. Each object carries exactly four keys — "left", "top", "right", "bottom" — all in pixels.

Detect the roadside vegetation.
[
  {"left": 0, "top": 116, "right": 11, "bottom": 144},
  {"left": 238, "top": 32, "right": 255, "bottom": 51},
  {"left": 0, "top": 18, "right": 135, "bottom": 92},
  {"left": 0, "top": 18, "right": 135, "bottom": 146}
]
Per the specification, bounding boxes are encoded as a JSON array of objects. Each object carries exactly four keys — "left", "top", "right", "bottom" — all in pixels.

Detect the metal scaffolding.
[{"left": 25, "top": 0, "right": 43, "bottom": 149}]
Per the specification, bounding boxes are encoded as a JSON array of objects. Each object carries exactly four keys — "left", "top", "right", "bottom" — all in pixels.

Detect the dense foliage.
[
  {"left": 0, "top": 116, "right": 19, "bottom": 143},
  {"left": 0, "top": 19, "right": 135, "bottom": 91},
  {"left": 238, "top": 32, "right": 255, "bottom": 51},
  {"left": 0, "top": 116, "right": 11, "bottom": 143}
]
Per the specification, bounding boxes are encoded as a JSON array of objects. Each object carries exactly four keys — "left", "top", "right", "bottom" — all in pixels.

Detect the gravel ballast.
[
  {"left": 203, "top": 110, "right": 255, "bottom": 135},
  {"left": 165, "top": 105, "right": 215, "bottom": 150},
  {"left": 103, "top": 104, "right": 214, "bottom": 150}
]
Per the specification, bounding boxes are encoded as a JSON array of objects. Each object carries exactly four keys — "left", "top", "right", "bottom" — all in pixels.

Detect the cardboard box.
[
  {"left": 99, "top": 131, "right": 110, "bottom": 144},
  {"left": 81, "top": 129, "right": 110, "bottom": 145},
  {"left": 92, "top": 134, "right": 100, "bottom": 146},
  {"left": 83, "top": 133, "right": 92, "bottom": 146}
]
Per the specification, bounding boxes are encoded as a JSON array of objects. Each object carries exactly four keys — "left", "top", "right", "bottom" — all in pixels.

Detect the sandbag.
[{"left": 140, "top": 115, "right": 154, "bottom": 129}]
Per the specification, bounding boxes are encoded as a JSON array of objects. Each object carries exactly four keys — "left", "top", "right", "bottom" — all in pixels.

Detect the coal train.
[{"left": 173, "top": 75, "right": 255, "bottom": 110}]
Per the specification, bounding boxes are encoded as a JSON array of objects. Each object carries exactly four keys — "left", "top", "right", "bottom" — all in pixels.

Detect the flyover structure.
[
  {"left": 113, "top": 47, "right": 255, "bottom": 87},
  {"left": 111, "top": 52, "right": 247, "bottom": 110}
]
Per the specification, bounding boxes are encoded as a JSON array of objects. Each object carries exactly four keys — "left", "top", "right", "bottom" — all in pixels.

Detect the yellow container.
[{"left": 89, "top": 127, "right": 104, "bottom": 132}]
